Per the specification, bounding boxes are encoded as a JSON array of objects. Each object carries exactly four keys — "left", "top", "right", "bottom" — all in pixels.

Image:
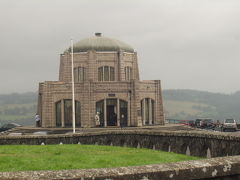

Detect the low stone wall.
[
  {"left": 1, "top": 130, "right": 240, "bottom": 158},
  {"left": 1, "top": 156, "right": 240, "bottom": 180},
  {"left": 1, "top": 130, "right": 240, "bottom": 179}
]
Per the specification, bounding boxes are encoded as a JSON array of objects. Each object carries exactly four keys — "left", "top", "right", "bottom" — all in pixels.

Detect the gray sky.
[{"left": 0, "top": 0, "right": 240, "bottom": 94}]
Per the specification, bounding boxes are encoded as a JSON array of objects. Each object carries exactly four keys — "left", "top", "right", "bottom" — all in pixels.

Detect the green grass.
[{"left": 0, "top": 144, "right": 201, "bottom": 172}]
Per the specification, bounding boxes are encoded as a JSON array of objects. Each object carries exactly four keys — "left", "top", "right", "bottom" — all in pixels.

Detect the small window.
[
  {"left": 110, "top": 67, "right": 115, "bottom": 81},
  {"left": 98, "top": 66, "right": 115, "bottom": 81},
  {"left": 125, "top": 66, "right": 132, "bottom": 81},
  {"left": 104, "top": 66, "right": 109, "bottom": 81},
  {"left": 98, "top": 67, "right": 103, "bottom": 81},
  {"left": 74, "top": 67, "right": 86, "bottom": 82}
]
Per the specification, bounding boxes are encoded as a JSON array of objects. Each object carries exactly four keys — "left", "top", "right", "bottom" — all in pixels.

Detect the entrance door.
[
  {"left": 107, "top": 105, "right": 117, "bottom": 126},
  {"left": 107, "top": 99, "right": 117, "bottom": 126}
]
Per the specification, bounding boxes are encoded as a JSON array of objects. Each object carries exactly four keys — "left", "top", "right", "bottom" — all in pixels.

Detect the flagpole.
[{"left": 71, "top": 39, "right": 76, "bottom": 133}]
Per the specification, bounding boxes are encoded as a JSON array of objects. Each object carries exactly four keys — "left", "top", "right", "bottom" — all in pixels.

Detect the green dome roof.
[{"left": 68, "top": 33, "right": 134, "bottom": 53}]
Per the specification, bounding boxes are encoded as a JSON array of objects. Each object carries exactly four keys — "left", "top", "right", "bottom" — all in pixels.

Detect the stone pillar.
[
  {"left": 104, "top": 99, "right": 107, "bottom": 127},
  {"left": 118, "top": 51, "right": 125, "bottom": 81},
  {"left": 143, "top": 98, "right": 146, "bottom": 125},
  {"left": 61, "top": 99, "right": 64, "bottom": 127},
  {"left": 149, "top": 98, "right": 152, "bottom": 125},
  {"left": 88, "top": 50, "right": 96, "bottom": 81},
  {"left": 117, "top": 98, "right": 120, "bottom": 126}
]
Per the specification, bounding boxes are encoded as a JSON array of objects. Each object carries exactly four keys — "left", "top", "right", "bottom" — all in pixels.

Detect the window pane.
[
  {"left": 64, "top": 100, "right": 72, "bottom": 127},
  {"left": 74, "top": 68, "right": 78, "bottom": 82},
  {"left": 104, "top": 66, "right": 109, "bottom": 81},
  {"left": 125, "top": 66, "right": 132, "bottom": 81},
  {"left": 152, "top": 100, "right": 154, "bottom": 124},
  {"left": 96, "top": 100, "right": 104, "bottom": 127},
  {"left": 129, "top": 67, "right": 132, "bottom": 80},
  {"left": 145, "top": 99, "right": 149, "bottom": 123},
  {"left": 83, "top": 67, "right": 85, "bottom": 81},
  {"left": 75, "top": 101, "right": 81, "bottom": 126},
  {"left": 110, "top": 67, "right": 114, "bottom": 81},
  {"left": 56, "top": 101, "right": 61, "bottom": 127},
  {"left": 120, "top": 100, "right": 127, "bottom": 108},
  {"left": 64, "top": 100, "right": 81, "bottom": 127},
  {"left": 98, "top": 67, "right": 103, "bottom": 81}
]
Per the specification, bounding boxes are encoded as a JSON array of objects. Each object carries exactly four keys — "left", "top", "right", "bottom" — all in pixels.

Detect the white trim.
[
  {"left": 72, "top": 52, "right": 88, "bottom": 54},
  {"left": 123, "top": 52, "right": 135, "bottom": 55}
]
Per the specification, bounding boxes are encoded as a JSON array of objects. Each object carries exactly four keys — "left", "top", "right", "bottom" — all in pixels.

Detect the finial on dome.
[{"left": 95, "top": 32, "right": 102, "bottom": 37}]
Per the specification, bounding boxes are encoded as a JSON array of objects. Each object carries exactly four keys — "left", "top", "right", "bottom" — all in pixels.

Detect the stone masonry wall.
[
  {"left": 1, "top": 130, "right": 240, "bottom": 157},
  {"left": 39, "top": 80, "right": 164, "bottom": 127},
  {"left": 1, "top": 130, "right": 240, "bottom": 179},
  {"left": 38, "top": 50, "right": 164, "bottom": 128},
  {"left": 1, "top": 156, "right": 240, "bottom": 180}
]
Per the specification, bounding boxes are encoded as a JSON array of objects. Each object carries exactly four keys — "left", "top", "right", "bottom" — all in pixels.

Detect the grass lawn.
[{"left": 0, "top": 144, "right": 201, "bottom": 172}]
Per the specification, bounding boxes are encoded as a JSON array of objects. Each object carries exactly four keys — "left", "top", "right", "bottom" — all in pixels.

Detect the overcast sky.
[{"left": 0, "top": 0, "right": 240, "bottom": 94}]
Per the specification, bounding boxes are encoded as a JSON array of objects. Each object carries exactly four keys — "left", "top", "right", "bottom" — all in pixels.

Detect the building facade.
[{"left": 37, "top": 33, "right": 164, "bottom": 127}]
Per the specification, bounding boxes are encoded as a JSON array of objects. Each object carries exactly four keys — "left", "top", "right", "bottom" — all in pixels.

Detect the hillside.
[
  {"left": 163, "top": 89, "right": 240, "bottom": 121},
  {"left": 0, "top": 92, "right": 37, "bottom": 126},
  {"left": 1, "top": 90, "right": 240, "bottom": 126}
]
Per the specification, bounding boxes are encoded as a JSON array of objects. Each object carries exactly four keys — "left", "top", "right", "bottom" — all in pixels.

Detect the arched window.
[
  {"left": 64, "top": 100, "right": 81, "bottom": 127},
  {"left": 125, "top": 66, "right": 132, "bottom": 81},
  {"left": 74, "top": 67, "right": 86, "bottom": 82},
  {"left": 55, "top": 100, "right": 81, "bottom": 127},
  {"left": 98, "top": 66, "right": 115, "bottom": 81}
]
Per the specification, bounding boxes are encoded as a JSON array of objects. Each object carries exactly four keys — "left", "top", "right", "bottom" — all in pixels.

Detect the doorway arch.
[{"left": 96, "top": 99, "right": 128, "bottom": 127}]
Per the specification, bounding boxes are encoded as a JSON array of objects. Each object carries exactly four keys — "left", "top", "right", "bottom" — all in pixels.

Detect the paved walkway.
[{"left": 3, "top": 124, "right": 200, "bottom": 136}]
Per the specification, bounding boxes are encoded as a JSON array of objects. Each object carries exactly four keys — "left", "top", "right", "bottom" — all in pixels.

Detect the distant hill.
[
  {"left": 1, "top": 89, "right": 240, "bottom": 126},
  {"left": 163, "top": 89, "right": 240, "bottom": 121},
  {"left": 0, "top": 92, "right": 37, "bottom": 126}
]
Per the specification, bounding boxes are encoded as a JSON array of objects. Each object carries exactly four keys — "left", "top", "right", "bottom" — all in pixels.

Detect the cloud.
[{"left": 0, "top": 0, "right": 240, "bottom": 93}]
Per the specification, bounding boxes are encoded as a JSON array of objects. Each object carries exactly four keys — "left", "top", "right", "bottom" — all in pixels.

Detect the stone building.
[{"left": 37, "top": 33, "right": 164, "bottom": 128}]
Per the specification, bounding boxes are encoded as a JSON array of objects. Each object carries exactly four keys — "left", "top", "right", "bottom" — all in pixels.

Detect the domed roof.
[{"left": 68, "top": 33, "right": 134, "bottom": 53}]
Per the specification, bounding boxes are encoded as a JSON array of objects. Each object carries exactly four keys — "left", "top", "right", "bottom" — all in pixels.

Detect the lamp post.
[{"left": 71, "top": 39, "right": 76, "bottom": 133}]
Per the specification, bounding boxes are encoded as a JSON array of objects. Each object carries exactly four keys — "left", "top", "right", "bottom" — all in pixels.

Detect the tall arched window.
[
  {"left": 74, "top": 67, "right": 86, "bottom": 82},
  {"left": 64, "top": 100, "right": 81, "bottom": 127},
  {"left": 98, "top": 66, "right": 115, "bottom": 81},
  {"left": 55, "top": 100, "right": 81, "bottom": 127},
  {"left": 125, "top": 66, "right": 132, "bottom": 81}
]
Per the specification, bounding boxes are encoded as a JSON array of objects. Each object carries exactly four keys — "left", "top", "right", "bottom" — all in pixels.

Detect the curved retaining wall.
[
  {"left": 1, "top": 130, "right": 240, "bottom": 158},
  {"left": 1, "top": 130, "right": 240, "bottom": 179},
  {"left": 1, "top": 156, "right": 240, "bottom": 180}
]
